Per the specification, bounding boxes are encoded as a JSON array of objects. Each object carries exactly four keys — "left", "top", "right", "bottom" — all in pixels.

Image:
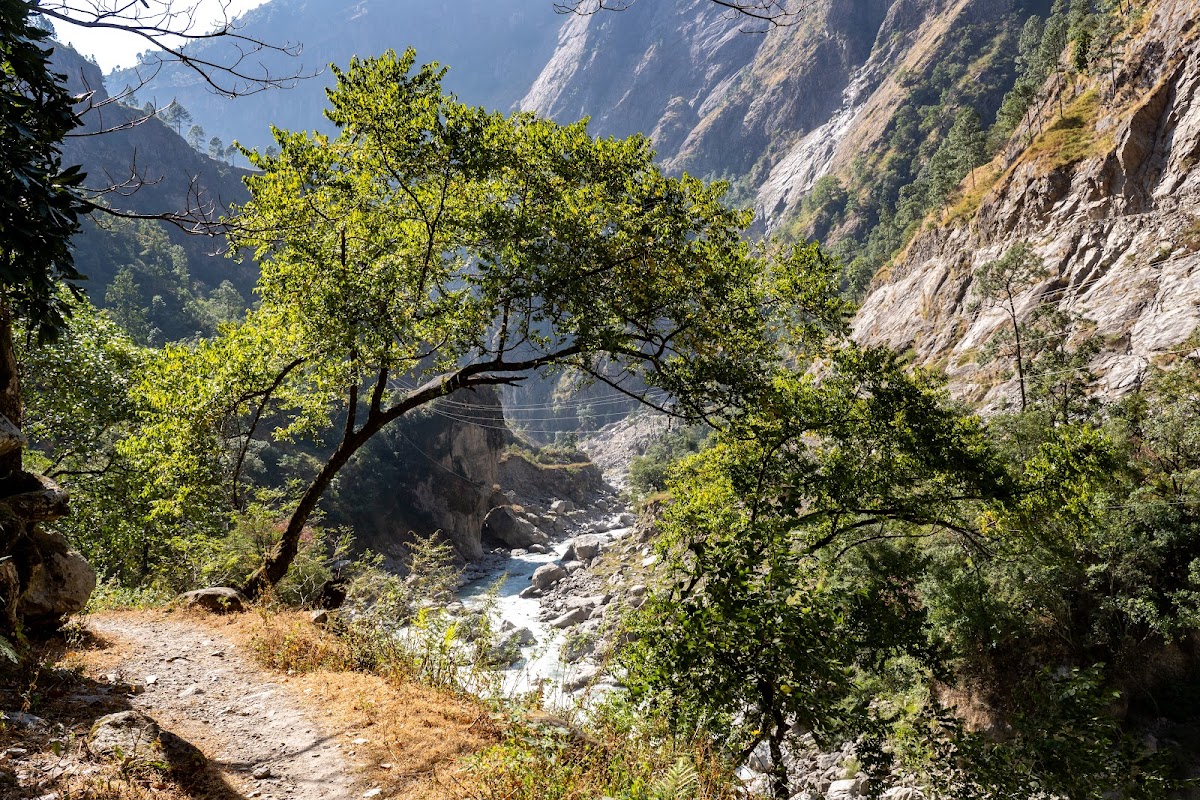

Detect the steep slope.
[
  {"left": 522, "top": 0, "right": 1043, "bottom": 236},
  {"left": 108, "top": 0, "right": 564, "bottom": 152},
  {"left": 52, "top": 44, "right": 256, "bottom": 340},
  {"left": 854, "top": 0, "right": 1200, "bottom": 405}
]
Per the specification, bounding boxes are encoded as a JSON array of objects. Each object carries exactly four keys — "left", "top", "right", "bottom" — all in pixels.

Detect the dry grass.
[
  {"left": 235, "top": 610, "right": 501, "bottom": 800},
  {"left": 1019, "top": 88, "right": 1113, "bottom": 174}
]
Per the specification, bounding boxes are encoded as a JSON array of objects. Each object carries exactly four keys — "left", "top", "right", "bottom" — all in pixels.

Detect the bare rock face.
[{"left": 854, "top": 0, "right": 1200, "bottom": 402}]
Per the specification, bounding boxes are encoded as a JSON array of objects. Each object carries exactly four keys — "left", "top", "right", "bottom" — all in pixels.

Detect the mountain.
[
  {"left": 90, "top": 0, "right": 1200, "bottom": 405},
  {"left": 52, "top": 44, "right": 256, "bottom": 342},
  {"left": 108, "top": 0, "right": 564, "bottom": 153},
  {"left": 854, "top": 0, "right": 1200, "bottom": 404}
]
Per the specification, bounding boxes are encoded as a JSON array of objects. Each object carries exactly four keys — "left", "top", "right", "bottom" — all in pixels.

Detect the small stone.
[
  {"left": 640, "top": 554, "right": 659, "bottom": 567},
  {"left": 178, "top": 685, "right": 204, "bottom": 699},
  {"left": 352, "top": 737, "right": 369, "bottom": 745},
  {"left": 145, "top": 675, "right": 157, "bottom": 685},
  {"left": 363, "top": 788, "right": 383, "bottom": 798},
  {"left": 252, "top": 764, "right": 273, "bottom": 779}
]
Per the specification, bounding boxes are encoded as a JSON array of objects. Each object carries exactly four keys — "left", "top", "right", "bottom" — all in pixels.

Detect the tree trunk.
[
  {"left": 240, "top": 429, "right": 368, "bottom": 599},
  {"left": 0, "top": 311, "right": 23, "bottom": 478}
]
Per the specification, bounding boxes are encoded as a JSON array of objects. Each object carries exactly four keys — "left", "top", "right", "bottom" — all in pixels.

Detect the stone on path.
[
  {"left": 179, "top": 587, "right": 248, "bottom": 614},
  {"left": 88, "top": 710, "right": 166, "bottom": 764}
]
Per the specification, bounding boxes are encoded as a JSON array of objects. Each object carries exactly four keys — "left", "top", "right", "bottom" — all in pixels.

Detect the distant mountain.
[
  {"left": 108, "top": 0, "right": 565, "bottom": 153},
  {"left": 52, "top": 44, "right": 256, "bottom": 342}
]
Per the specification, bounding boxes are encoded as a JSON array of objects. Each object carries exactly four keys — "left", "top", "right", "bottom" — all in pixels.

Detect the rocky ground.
[{"left": 0, "top": 612, "right": 361, "bottom": 800}]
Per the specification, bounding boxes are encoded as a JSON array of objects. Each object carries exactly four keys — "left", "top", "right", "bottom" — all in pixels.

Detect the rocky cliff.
[
  {"left": 523, "top": 0, "right": 1040, "bottom": 232},
  {"left": 854, "top": 0, "right": 1200, "bottom": 404}
]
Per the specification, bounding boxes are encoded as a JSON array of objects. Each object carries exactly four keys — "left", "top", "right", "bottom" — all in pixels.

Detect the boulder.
[
  {"left": 550, "top": 608, "right": 589, "bottom": 628},
  {"left": 561, "top": 632, "right": 596, "bottom": 663},
  {"left": 17, "top": 529, "right": 96, "bottom": 628},
  {"left": 88, "top": 710, "right": 166, "bottom": 764},
  {"left": 531, "top": 563, "right": 567, "bottom": 590},
  {"left": 0, "top": 415, "right": 26, "bottom": 458},
  {"left": 482, "top": 506, "right": 547, "bottom": 549},
  {"left": 564, "top": 534, "right": 605, "bottom": 562},
  {"left": 488, "top": 626, "right": 537, "bottom": 665},
  {"left": 565, "top": 594, "right": 608, "bottom": 611},
  {"left": 550, "top": 499, "right": 574, "bottom": 514},
  {"left": 180, "top": 587, "right": 248, "bottom": 614},
  {"left": 827, "top": 778, "right": 862, "bottom": 799},
  {"left": 881, "top": 789, "right": 924, "bottom": 800},
  {"left": 0, "top": 472, "right": 69, "bottom": 523}
]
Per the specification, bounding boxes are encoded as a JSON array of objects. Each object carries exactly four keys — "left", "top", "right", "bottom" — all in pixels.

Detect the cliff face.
[
  {"left": 854, "top": 0, "right": 1200, "bottom": 403},
  {"left": 522, "top": 0, "right": 1035, "bottom": 230}
]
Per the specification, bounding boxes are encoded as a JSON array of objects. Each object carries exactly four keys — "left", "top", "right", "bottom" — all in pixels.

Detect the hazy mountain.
[{"left": 108, "top": 0, "right": 565, "bottom": 152}]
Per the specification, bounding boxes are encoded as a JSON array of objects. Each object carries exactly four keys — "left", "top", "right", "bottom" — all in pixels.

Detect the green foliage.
[
  {"left": 623, "top": 340, "right": 1200, "bottom": 797},
  {"left": 626, "top": 424, "right": 710, "bottom": 497},
  {"left": 622, "top": 348, "right": 1008, "bottom": 796},
  {"left": 0, "top": 0, "right": 89, "bottom": 339}
]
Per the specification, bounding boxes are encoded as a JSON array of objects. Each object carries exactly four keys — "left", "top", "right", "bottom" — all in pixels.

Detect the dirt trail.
[{"left": 87, "top": 613, "right": 359, "bottom": 800}]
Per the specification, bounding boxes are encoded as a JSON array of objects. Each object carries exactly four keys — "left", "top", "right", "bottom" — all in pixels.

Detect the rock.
[
  {"left": 565, "top": 594, "right": 607, "bottom": 611},
  {"left": 488, "top": 626, "right": 536, "bottom": 665},
  {"left": 565, "top": 534, "right": 605, "bottom": 562},
  {"left": 640, "top": 554, "right": 659, "bottom": 567},
  {"left": 180, "top": 587, "right": 248, "bottom": 614},
  {"left": 2, "top": 712, "right": 47, "bottom": 729},
  {"left": 482, "top": 506, "right": 548, "bottom": 549},
  {"left": 17, "top": 529, "right": 96, "bottom": 628},
  {"left": 528, "top": 543, "right": 549, "bottom": 554},
  {"left": 827, "top": 778, "right": 861, "bottom": 799},
  {"left": 550, "top": 499, "right": 574, "bottom": 514},
  {"left": 562, "top": 559, "right": 585, "bottom": 573},
  {"left": 311, "top": 609, "right": 330, "bottom": 625},
  {"left": 88, "top": 711, "right": 165, "bottom": 764},
  {"left": 531, "top": 563, "right": 566, "bottom": 589},
  {"left": 628, "top": 584, "right": 647, "bottom": 597},
  {"left": 519, "top": 585, "right": 542, "bottom": 599},
  {"left": 561, "top": 633, "right": 596, "bottom": 663},
  {"left": 550, "top": 608, "right": 589, "bottom": 628},
  {"left": 0, "top": 473, "right": 69, "bottom": 523},
  {"left": 563, "top": 664, "right": 599, "bottom": 691},
  {"left": 251, "top": 763, "right": 273, "bottom": 779},
  {"left": 881, "top": 789, "right": 924, "bottom": 800}
]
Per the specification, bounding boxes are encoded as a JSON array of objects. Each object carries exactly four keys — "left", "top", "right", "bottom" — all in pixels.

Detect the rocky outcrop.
[
  {"left": 854, "top": 0, "right": 1200, "bottom": 401},
  {"left": 0, "top": 467, "right": 96, "bottom": 636}
]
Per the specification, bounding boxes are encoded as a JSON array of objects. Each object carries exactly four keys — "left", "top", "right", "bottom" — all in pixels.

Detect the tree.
[
  {"left": 160, "top": 100, "right": 192, "bottom": 136},
  {"left": 186, "top": 124, "right": 205, "bottom": 151},
  {"left": 0, "top": 0, "right": 89, "bottom": 463},
  {"left": 144, "top": 49, "right": 847, "bottom": 597},
  {"left": 973, "top": 242, "right": 1050, "bottom": 412},
  {"left": 622, "top": 348, "right": 1009, "bottom": 798},
  {"left": 208, "top": 135, "right": 225, "bottom": 161}
]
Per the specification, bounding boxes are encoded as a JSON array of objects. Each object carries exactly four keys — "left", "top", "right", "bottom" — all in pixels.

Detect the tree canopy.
[{"left": 138, "top": 49, "right": 847, "bottom": 595}]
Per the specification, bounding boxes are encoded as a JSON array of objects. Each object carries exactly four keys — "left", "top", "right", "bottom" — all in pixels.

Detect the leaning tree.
[{"left": 132, "top": 49, "right": 848, "bottom": 597}]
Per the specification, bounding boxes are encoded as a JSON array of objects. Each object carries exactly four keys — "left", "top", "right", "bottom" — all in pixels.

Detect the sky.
[{"left": 49, "top": 0, "right": 271, "bottom": 73}]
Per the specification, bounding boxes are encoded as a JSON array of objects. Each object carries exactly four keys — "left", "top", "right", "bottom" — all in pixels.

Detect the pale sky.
[{"left": 48, "top": 0, "right": 270, "bottom": 73}]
